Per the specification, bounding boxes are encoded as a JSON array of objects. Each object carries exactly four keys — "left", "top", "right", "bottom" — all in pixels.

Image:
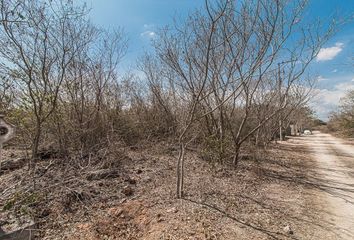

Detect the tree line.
[
  {"left": 0, "top": 0, "right": 339, "bottom": 198},
  {"left": 328, "top": 90, "right": 354, "bottom": 137}
]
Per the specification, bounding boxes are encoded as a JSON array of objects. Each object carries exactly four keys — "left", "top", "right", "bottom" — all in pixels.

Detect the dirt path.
[{"left": 293, "top": 131, "right": 354, "bottom": 239}]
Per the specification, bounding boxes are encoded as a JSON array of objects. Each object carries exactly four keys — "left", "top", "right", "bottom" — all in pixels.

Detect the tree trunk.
[
  {"left": 255, "top": 128, "right": 260, "bottom": 146},
  {"left": 176, "top": 143, "right": 186, "bottom": 199},
  {"left": 32, "top": 122, "right": 42, "bottom": 159},
  {"left": 0, "top": 144, "right": 2, "bottom": 171},
  {"left": 279, "top": 119, "right": 283, "bottom": 141},
  {"left": 232, "top": 145, "right": 241, "bottom": 165},
  {"left": 219, "top": 109, "right": 224, "bottom": 160}
]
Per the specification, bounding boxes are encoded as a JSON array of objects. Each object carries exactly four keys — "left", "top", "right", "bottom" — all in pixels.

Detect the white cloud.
[
  {"left": 351, "top": 78, "right": 354, "bottom": 82},
  {"left": 316, "top": 75, "right": 328, "bottom": 82},
  {"left": 140, "top": 30, "right": 156, "bottom": 38},
  {"left": 334, "top": 82, "right": 354, "bottom": 91},
  {"left": 316, "top": 42, "right": 344, "bottom": 62},
  {"left": 311, "top": 79, "right": 354, "bottom": 120},
  {"left": 294, "top": 18, "right": 301, "bottom": 24},
  {"left": 312, "top": 89, "right": 343, "bottom": 120},
  {"left": 141, "top": 23, "right": 156, "bottom": 39},
  {"left": 332, "top": 69, "right": 338, "bottom": 73}
]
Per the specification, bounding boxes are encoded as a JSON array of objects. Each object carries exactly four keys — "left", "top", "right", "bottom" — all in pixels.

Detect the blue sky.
[
  {"left": 84, "top": 0, "right": 205, "bottom": 69},
  {"left": 84, "top": 0, "right": 354, "bottom": 120}
]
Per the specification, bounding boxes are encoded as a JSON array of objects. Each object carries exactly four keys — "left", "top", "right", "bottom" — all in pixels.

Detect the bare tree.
[
  {"left": 138, "top": 54, "right": 177, "bottom": 136},
  {"left": 328, "top": 90, "right": 354, "bottom": 136},
  {"left": 0, "top": 0, "right": 91, "bottom": 158},
  {"left": 155, "top": 0, "right": 337, "bottom": 198},
  {"left": 155, "top": 0, "right": 232, "bottom": 198},
  {"left": 58, "top": 28, "right": 127, "bottom": 152},
  {"left": 0, "top": 76, "right": 14, "bottom": 112}
]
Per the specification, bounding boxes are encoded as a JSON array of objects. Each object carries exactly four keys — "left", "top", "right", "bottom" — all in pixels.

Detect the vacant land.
[
  {"left": 1, "top": 132, "right": 353, "bottom": 239},
  {"left": 0, "top": 1, "right": 353, "bottom": 239}
]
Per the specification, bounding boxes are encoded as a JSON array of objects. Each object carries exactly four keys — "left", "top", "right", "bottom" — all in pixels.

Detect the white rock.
[{"left": 283, "top": 225, "right": 293, "bottom": 235}]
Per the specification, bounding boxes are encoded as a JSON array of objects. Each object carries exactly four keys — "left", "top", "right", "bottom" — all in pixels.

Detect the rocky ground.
[{"left": 0, "top": 139, "right": 332, "bottom": 239}]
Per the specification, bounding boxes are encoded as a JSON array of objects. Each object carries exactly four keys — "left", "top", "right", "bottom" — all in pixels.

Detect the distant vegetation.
[{"left": 328, "top": 90, "right": 354, "bottom": 137}]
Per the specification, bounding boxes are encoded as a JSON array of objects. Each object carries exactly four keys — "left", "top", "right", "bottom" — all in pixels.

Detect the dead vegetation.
[
  {"left": 0, "top": 0, "right": 345, "bottom": 239},
  {"left": 0, "top": 140, "right": 335, "bottom": 239},
  {"left": 327, "top": 90, "right": 354, "bottom": 138}
]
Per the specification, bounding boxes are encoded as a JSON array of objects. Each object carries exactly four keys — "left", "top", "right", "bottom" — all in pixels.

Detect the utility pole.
[
  {"left": 277, "top": 60, "right": 295, "bottom": 141},
  {"left": 278, "top": 63, "right": 283, "bottom": 141}
]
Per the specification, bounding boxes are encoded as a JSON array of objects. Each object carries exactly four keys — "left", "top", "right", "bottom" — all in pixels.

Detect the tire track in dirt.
[{"left": 303, "top": 132, "right": 354, "bottom": 239}]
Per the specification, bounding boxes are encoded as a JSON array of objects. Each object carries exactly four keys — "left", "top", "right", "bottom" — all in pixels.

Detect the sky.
[{"left": 83, "top": 0, "right": 354, "bottom": 120}]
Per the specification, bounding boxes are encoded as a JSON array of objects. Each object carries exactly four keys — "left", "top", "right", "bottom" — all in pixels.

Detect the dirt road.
[{"left": 294, "top": 131, "right": 354, "bottom": 239}]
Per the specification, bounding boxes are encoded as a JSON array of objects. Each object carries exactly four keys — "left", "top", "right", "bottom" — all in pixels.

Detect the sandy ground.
[{"left": 288, "top": 131, "right": 354, "bottom": 240}]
